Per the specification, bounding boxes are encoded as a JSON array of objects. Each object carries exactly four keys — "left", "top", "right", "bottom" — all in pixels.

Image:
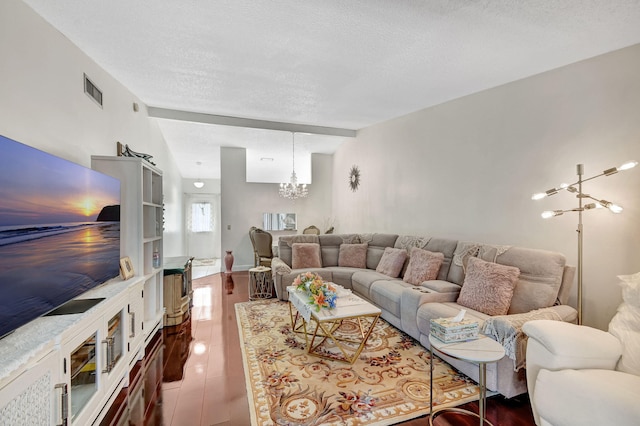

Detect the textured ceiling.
[{"left": 22, "top": 0, "right": 640, "bottom": 179}]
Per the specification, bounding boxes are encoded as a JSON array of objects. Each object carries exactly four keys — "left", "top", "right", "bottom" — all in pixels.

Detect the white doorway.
[{"left": 184, "top": 193, "right": 221, "bottom": 263}]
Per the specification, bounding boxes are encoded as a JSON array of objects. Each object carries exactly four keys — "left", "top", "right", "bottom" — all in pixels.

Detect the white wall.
[
  {"left": 333, "top": 44, "right": 640, "bottom": 330},
  {"left": 0, "top": 0, "right": 184, "bottom": 257},
  {"left": 182, "top": 178, "right": 222, "bottom": 195},
  {"left": 6, "top": 0, "right": 637, "bottom": 329},
  {"left": 221, "top": 148, "right": 333, "bottom": 270}
]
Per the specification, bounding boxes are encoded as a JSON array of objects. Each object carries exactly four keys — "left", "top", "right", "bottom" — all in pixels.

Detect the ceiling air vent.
[{"left": 84, "top": 73, "right": 103, "bottom": 107}]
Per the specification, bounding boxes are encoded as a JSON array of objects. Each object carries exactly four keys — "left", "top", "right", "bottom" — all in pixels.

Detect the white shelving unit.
[
  {"left": 91, "top": 156, "right": 165, "bottom": 345},
  {"left": 0, "top": 156, "right": 165, "bottom": 426}
]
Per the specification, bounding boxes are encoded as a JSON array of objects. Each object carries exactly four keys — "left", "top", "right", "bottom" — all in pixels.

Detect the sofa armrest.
[
  {"left": 271, "top": 257, "right": 292, "bottom": 275},
  {"left": 400, "top": 285, "right": 460, "bottom": 340},
  {"left": 523, "top": 320, "right": 623, "bottom": 411},
  {"left": 523, "top": 320, "right": 622, "bottom": 369},
  {"left": 271, "top": 257, "right": 292, "bottom": 301},
  {"left": 482, "top": 307, "right": 571, "bottom": 372},
  {"left": 421, "top": 280, "right": 461, "bottom": 293}
]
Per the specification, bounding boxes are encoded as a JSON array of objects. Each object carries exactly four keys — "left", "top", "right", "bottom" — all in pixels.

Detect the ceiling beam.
[{"left": 147, "top": 107, "right": 357, "bottom": 137}]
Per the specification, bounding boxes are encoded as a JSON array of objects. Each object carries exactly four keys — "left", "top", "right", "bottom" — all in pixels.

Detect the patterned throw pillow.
[
  {"left": 403, "top": 247, "right": 444, "bottom": 285},
  {"left": 457, "top": 256, "right": 520, "bottom": 316},
  {"left": 291, "top": 243, "right": 322, "bottom": 269},
  {"left": 375, "top": 247, "right": 408, "bottom": 278},
  {"left": 338, "top": 243, "right": 368, "bottom": 268}
]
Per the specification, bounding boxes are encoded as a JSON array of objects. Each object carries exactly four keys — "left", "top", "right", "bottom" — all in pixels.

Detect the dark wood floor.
[{"left": 162, "top": 271, "right": 536, "bottom": 425}]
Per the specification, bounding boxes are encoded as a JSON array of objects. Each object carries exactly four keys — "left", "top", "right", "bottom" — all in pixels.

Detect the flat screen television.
[{"left": 0, "top": 135, "right": 121, "bottom": 339}]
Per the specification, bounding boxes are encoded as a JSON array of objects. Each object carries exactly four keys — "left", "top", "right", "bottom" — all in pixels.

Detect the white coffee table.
[
  {"left": 429, "top": 334, "right": 505, "bottom": 426},
  {"left": 287, "top": 286, "right": 381, "bottom": 364}
]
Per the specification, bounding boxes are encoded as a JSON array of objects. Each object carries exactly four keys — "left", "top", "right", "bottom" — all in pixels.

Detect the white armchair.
[{"left": 523, "top": 320, "right": 640, "bottom": 426}]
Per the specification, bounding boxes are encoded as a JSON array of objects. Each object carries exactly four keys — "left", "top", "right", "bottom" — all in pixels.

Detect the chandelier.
[{"left": 279, "top": 132, "right": 309, "bottom": 199}]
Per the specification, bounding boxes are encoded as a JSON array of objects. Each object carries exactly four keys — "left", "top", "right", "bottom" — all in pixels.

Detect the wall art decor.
[{"left": 349, "top": 165, "right": 361, "bottom": 192}]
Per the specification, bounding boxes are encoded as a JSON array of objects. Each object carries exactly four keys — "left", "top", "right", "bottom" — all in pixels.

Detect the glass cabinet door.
[
  {"left": 70, "top": 332, "right": 98, "bottom": 421},
  {"left": 105, "top": 311, "right": 124, "bottom": 373}
]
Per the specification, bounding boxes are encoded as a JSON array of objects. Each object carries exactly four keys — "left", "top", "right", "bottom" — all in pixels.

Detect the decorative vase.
[{"left": 224, "top": 250, "right": 234, "bottom": 273}]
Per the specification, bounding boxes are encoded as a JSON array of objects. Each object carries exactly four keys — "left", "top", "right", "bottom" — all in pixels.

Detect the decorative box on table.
[{"left": 430, "top": 317, "right": 479, "bottom": 343}]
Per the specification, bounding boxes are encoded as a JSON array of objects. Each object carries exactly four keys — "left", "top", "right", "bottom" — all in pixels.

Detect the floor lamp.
[{"left": 531, "top": 161, "right": 637, "bottom": 325}]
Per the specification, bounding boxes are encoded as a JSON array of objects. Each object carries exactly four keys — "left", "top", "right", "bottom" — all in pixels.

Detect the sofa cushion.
[
  {"left": 487, "top": 246, "right": 566, "bottom": 314},
  {"left": 375, "top": 247, "right": 407, "bottom": 278},
  {"left": 318, "top": 234, "right": 360, "bottom": 267},
  {"left": 278, "top": 234, "right": 320, "bottom": 266},
  {"left": 394, "top": 235, "right": 431, "bottom": 275},
  {"left": 370, "top": 280, "right": 411, "bottom": 318},
  {"left": 422, "top": 280, "right": 462, "bottom": 293},
  {"left": 533, "top": 369, "right": 640, "bottom": 426},
  {"left": 457, "top": 257, "right": 520, "bottom": 316},
  {"left": 352, "top": 270, "right": 392, "bottom": 300},
  {"left": 424, "top": 238, "right": 459, "bottom": 282},
  {"left": 323, "top": 267, "right": 359, "bottom": 288},
  {"left": 360, "top": 233, "right": 399, "bottom": 270},
  {"left": 338, "top": 243, "right": 368, "bottom": 268},
  {"left": 291, "top": 243, "right": 322, "bottom": 269},
  {"left": 403, "top": 247, "right": 444, "bottom": 285}
]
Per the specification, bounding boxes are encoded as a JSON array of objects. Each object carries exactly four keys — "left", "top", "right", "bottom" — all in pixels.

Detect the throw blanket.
[
  {"left": 453, "top": 242, "right": 511, "bottom": 273},
  {"left": 482, "top": 308, "right": 562, "bottom": 371},
  {"left": 395, "top": 235, "right": 432, "bottom": 251}
]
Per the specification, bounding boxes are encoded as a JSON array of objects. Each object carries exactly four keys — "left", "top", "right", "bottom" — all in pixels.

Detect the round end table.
[
  {"left": 248, "top": 266, "right": 273, "bottom": 300},
  {"left": 428, "top": 334, "right": 505, "bottom": 426}
]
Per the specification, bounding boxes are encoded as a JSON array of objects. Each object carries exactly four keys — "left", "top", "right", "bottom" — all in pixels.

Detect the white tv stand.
[
  {"left": 0, "top": 275, "right": 155, "bottom": 425},
  {"left": 0, "top": 156, "right": 165, "bottom": 425}
]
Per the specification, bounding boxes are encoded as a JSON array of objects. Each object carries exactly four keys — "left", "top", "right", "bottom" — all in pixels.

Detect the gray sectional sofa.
[{"left": 270, "top": 233, "right": 577, "bottom": 398}]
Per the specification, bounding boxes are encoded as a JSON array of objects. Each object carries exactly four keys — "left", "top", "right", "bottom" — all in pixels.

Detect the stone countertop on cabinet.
[{"left": 0, "top": 276, "right": 140, "bottom": 384}]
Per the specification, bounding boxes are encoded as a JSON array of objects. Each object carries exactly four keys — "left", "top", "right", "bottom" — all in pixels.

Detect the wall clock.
[{"left": 349, "top": 165, "right": 361, "bottom": 192}]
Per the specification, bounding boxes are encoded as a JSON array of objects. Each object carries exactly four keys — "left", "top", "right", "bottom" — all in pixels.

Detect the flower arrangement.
[{"left": 293, "top": 272, "right": 338, "bottom": 311}]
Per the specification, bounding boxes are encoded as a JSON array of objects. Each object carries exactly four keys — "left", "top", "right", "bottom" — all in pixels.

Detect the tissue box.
[{"left": 430, "top": 317, "right": 479, "bottom": 343}]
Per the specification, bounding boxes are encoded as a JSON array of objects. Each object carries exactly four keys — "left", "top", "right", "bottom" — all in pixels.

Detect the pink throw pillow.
[
  {"left": 291, "top": 243, "right": 322, "bottom": 269},
  {"left": 457, "top": 256, "right": 520, "bottom": 316},
  {"left": 376, "top": 247, "right": 408, "bottom": 278},
  {"left": 338, "top": 243, "right": 368, "bottom": 268},
  {"left": 403, "top": 247, "right": 444, "bottom": 285}
]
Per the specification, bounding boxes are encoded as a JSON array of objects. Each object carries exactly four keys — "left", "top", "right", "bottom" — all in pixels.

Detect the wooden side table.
[
  {"left": 429, "top": 334, "right": 505, "bottom": 426},
  {"left": 249, "top": 266, "right": 273, "bottom": 300}
]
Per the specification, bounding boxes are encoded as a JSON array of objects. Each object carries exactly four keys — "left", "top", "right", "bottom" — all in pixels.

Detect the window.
[{"left": 190, "top": 202, "right": 213, "bottom": 232}]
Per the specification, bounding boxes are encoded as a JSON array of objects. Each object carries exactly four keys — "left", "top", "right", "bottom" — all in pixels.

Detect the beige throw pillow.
[
  {"left": 291, "top": 243, "right": 322, "bottom": 269},
  {"left": 338, "top": 243, "right": 368, "bottom": 268},
  {"left": 457, "top": 256, "right": 520, "bottom": 316},
  {"left": 375, "top": 247, "right": 408, "bottom": 278},
  {"left": 403, "top": 247, "right": 444, "bottom": 285}
]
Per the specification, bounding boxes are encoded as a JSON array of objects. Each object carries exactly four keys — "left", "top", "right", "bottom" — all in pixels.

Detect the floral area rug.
[{"left": 235, "top": 299, "right": 479, "bottom": 426}]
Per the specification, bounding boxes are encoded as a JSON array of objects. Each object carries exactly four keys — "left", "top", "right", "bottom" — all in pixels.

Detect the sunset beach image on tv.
[{"left": 0, "top": 135, "right": 121, "bottom": 339}]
